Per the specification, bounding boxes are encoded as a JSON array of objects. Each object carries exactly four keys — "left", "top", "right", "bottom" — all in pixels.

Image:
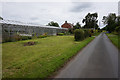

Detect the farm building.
[
  {"left": 61, "top": 21, "right": 73, "bottom": 29},
  {"left": 0, "top": 20, "right": 68, "bottom": 42}
]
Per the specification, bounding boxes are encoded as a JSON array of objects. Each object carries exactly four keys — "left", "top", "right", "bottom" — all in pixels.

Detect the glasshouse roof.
[{"left": 0, "top": 19, "right": 67, "bottom": 30}]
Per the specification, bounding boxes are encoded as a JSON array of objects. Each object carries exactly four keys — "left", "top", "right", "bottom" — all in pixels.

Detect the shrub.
[
  {"left": 115, "top": 26, "right": 120, "bottom": 34},
  {"left": 2, "top": 37, "right": 11, "bottom": 43},
  {"left": 2, "top": 34, "right": 32, "bottom": 42},
  {"left": 89, "top": 30, "right": 93, "bottom": 37},
  {"left": 3, "top": 34, "right": 21, "bottom": 42},
  {"left": 32, "top": 33, "right": 37, "bottom": 39},
  {"left": 21, "top": 36, "right": 28, "bottom": 40},
  {"left": 91, "top": 30, "right": 94, "bottom": 33},
  {"left": 38, "top": 33, "right": 47, "bottom": 38},
  {"left": 8, "top": 35, "right": 20, "bottom": 42},
  {"left": 21, "top": 36, "right": 32, "bottom": 40},
  {"left": 57, "top": 33, "right": 64, "bottom": 36},
  {"left": 43, "top": 33, "right": 48, "bottom": 36},
  {"left": 74, "top": 29, "right": 84, "bottom": 41},
  {"left": 28, "top": 36, "right": 32, "bottom": 39},
  {"left": 38, "top": 35, "right": 47, "bottom": 38},
  {"left": 84, "top": 30, "right": 90, "bottom": 38},
  {"left": 68, "top": 28, "right": 74, "bottom": 34},
  {"left": 13, "top": 35, "right": 21, "bottom": 41},
  {"left": 64, "top": 31, "right": 71, "bottom": 35}
]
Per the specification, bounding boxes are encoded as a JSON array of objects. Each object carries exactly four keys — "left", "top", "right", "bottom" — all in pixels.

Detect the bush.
[
  {"left": 10, "top": 35, "right": 21, "bottom": 42},
  {"left": 38, "top": 33, "right": 47, "bottom": 38},
  {"left": 89, "top": 30, "right": 94, "bottom": 37},
  {"left": 57, "top": 33, "right": 64, "bottom": 36},
  {"left": 68, "top": 28, "right": 74, "bottom": 34},
  {"left": 38, "top": 35, "right": 47, "bottom": 38},
  {"left": 64, "top": 31, "right": 69, "bottom": 35},
  {"left": 2, "top": 34, "right": 32, "bottom": 42},
  {"left": 91, "top": 30, "right": 94, "bottom": 33},
  {"left": 21, "top": 36, "right": 32, "bottom": 40},
  {"left": 28, "top": 36, "right": 32, "bottom": 39},
  {"left": 2, "top": 37, "right": 11, "bottom": 43},
  {"left": 115, "top": 26, "right": 120, "bottom": 34},
  {"left": 3, "top": 34, "right": 21, "bottom": 42},
  {"left": 32, "top": 33, "right": 38, "bottom": 39},
  {"left": 84, "top": 30, "right": 90, "bottom": 38},
  {"left": 21, "top": 36, "right": 28, "bottom": 40},
  {"left": 74, "top": 29, "right": 84, "bottom": 41}
]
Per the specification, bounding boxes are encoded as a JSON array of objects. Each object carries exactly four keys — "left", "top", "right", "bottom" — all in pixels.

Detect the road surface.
[{"left": 55, "top": 33, "right": 118, "bottom": 78}]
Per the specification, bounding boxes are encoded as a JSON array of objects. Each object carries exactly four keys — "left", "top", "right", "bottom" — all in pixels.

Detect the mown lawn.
[
  {"left": 106, "top": 33, "right": 120, "bottom": 49},
  {"left": 2, "top": 36, "right": 94, "bottom": 78}
]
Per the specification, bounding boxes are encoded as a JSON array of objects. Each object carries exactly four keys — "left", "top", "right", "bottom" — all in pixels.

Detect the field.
[
  {"left": 106, "top": 33, "right": 120, "bottom": 49},
  {"left": 2, "top": 36, "right": 94, "bottom": 78}
]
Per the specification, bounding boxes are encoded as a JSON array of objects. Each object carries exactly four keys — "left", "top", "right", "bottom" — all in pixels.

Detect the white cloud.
[
  {"left": 0, "top": 0, "right": 119, "bottom": 2},
  {"left": 1, "top": 2, "right": 118, "bottom": 28}
]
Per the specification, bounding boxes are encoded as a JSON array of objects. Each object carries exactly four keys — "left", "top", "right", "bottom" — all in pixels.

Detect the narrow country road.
[{"left": 55, "top": 33, "right": 118, "bottom": 78}]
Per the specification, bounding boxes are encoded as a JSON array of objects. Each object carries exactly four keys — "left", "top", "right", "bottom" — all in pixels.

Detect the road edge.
[{"left": 48, "top": 35, "right": 99, "bottom": 78}]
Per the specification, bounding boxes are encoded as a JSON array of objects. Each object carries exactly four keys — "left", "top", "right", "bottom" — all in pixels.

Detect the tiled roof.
[{"left": 68, "top": 23, "right": 73, "bottom": 28}]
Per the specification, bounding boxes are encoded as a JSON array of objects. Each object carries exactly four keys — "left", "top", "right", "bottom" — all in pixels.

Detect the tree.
[
  {"left": 116, "top": 16, "right": 120, "bottom": 26},
  {"left": 115, "top": 26, "right": 120, "bottom": 33},
  {"left": 102, "top": 13, "right": 117, "bottom": 32},
  {"left": 47, "top": 21, "right": 59, "bottom": 27},
  {"left": 0, "top": 16, "right": 3, "bottom": 20},
  {"left": 101, "top": 27, "right": 107, "bottom": 30},
  {"left": 82, "top": 13, "right": 98, "bottom": 29},
  {"left": 73, "top": 22, "right": 81, "bottom": 30}
]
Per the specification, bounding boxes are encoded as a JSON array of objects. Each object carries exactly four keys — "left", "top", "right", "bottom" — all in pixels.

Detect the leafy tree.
[
  {"left": 0, "top": 16, "right": 3, "bottom": 20},
  {"left": 82, "top": 13, "right": 98, "bottom": 29},
  {"left": 73, "top": 22, "right": 81, "bottom": 30},
  {"left": 115, "top": 26, "right": 120, "bottom": 33},
  {"left": 116, "top": 16, "right": 120, "bottom": 26},
  {"left": 47, "top": 21, "right": 59, "bottom": 27},
  {"left": 101, "top": 26, "right": 106, "bottom": 30},
  {"left": 102, "top": 13, "right": 117, "bottom": 32}
]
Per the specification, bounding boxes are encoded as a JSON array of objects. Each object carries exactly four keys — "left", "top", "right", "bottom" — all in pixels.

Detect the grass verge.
[
  {"left": 106, "top": 33, "right": 120, "bottom": 49},
  {"left": 2, "top": 36, "right": 94, "bottom": 78}
]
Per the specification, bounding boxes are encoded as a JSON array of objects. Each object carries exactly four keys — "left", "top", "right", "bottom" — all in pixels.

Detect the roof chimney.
[{"left": 65, "top": 21, "right": 67, "bottom": 23}]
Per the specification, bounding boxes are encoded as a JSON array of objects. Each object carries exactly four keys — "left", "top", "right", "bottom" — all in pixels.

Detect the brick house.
[{"left": 61, "top": 21, "right": 73, "bottom": 29}]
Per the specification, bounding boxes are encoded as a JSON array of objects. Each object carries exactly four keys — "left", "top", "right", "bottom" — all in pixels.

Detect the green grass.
[
  {"left": 106, "top": 33, "right": 120, "bottom": 49},
  {"left": 2, "top": 36, "right": 94, "bottom": 78}
]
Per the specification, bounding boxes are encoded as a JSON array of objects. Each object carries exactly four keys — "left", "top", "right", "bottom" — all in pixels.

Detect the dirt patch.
[{"left": 24, "top": 41, "right": 36, "bottom": 46}]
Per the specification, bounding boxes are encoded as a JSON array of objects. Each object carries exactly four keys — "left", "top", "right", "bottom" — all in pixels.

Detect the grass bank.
[
  {"left": 106, "top": 33, "right": 120, "bottom": 49},
  {"left": 3, "top": 36, "right": 94, "bottom": 78}
]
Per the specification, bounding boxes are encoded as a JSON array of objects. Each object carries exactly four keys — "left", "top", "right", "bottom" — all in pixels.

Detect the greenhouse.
[{"left": 0, "top": 20, "right": 68, "bottom": 41}]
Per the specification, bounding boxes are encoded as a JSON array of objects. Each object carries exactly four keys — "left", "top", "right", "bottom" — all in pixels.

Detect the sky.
[{"left": 0, "top": 0, "right": 119, "bottom": 28}]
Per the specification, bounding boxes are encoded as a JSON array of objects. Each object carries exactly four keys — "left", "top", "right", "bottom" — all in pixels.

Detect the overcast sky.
[{"left": 0, "top": 1, "right": 119, "bottom": 28}]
